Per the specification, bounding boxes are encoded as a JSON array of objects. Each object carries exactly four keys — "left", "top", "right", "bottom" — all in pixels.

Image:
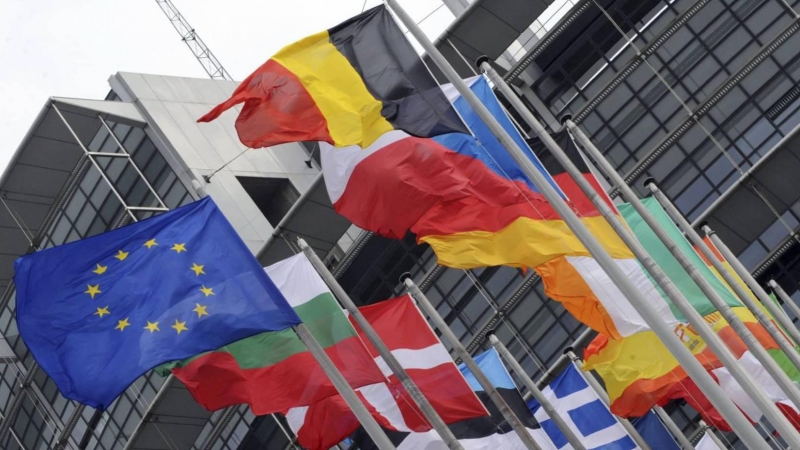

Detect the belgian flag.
[{"left": 199, "top": 5, "right": 467, "bottom": 149}]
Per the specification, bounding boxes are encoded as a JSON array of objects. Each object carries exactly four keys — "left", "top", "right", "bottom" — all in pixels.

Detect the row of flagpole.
[
  {"left": 180, "top": 2, "right": 800, "bottom": 447},
  {"left": 5, "top": 5, "right": 799, "bottom": 450},
  {"left": 383, "top": 0, "right": 800, "bottom": 447},
  {"left": 474, "top": 56, "right": 783, "bottom": 449},
  {"left": 211, "top": 1, "right": 800, "bottom": 447}
]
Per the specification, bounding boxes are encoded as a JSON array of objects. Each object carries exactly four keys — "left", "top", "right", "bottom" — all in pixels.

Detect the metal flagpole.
[
  {"left": 477, "top": 57, "right": 771, "bottom": 448},
  {"left": 697, "top": 421, "right": 727, "bottom": 450},
  {"left": 565, "top": 118, "right": 800, "bottom": 446},
  {"left": 703, "top": 225, "right": 800, "bottom": 348},
  {"left": 485, "top": 333, "right": 586, "bottom": 450},
  {"left": 647, "top": 183, "right": 800, "bottom": 402},
  {"left": 403, "top": 279, "right": 543, "bottom": 450},
  {"left": 298, "top": 239, "right": 465, "bottom": 450},
  {"left": 658, "top": 195, "right": 800, "bottom": 364},
  {"left": 293, "top": 323, "right": 396, "bottom": 450},
  {"left": 385, "top": 2, "right": 769, "bottom": 447},
  {"left": 564, "top": 350, "right": 652, "bottom": 450},
  {"left": 652, "top": 405, "right": 696, "bottom": 450},
  {"left": 770, "top": 280, "right": 800, "bottom": 325}
]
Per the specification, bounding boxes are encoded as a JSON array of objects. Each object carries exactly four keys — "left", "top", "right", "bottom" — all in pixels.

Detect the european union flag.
[{"left": 14, "top": 197, "right": 301, "bottom": 409}]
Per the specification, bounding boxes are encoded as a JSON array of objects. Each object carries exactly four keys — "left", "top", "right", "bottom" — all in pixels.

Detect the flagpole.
[
  {"left": 485, "top": 333, "right": 586, "bottom": 450},
  {"left": 769, "top": 280, "right": 800, "bottom": 325},
  {"left": 652, "top": 405, "right": 696, "bottom": 450},
  {"left": 565, "top": 118, "right": 800, "bottom": 445},
  {"left": 292, "top": 323, "right": 396, "bottom": 450},
  {"left": 298, "top": 239, "right": 465, "bottom": 450},
  {"left": 647, "top": 183, "right": 800, "bottom": 402},
  {"left": 698, "top": 421, "right": 727, "bottom": 450},
  {"left": 655, "top": 189, "right": 800, "bottom": 362},
  {"left": 564, "top": 350, "right": 652, "bottom": 450},
  {"left": 383, "top": 3, "right": 771, "bottom": 448},
  {"left": 403, "top": 278, "right": 543, "bottom": 450},
  {"left": 703, "top": 224, "right": 800, "bottom": 347},
  {"left": 476, "top": 57, "right": 771, "bottom": 447}
]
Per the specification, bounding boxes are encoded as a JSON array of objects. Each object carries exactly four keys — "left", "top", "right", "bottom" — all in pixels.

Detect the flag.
[
  {"left": 665, "top": 350, "right": 800, "bottom": 431},
  {"left": 158, "top": 254, "right": 385, "bottom": 415},
  {"left": 584, "top": 305, "right": 800, "bottom": 419},
  {"left": 323, "top": 75, "right": 674, "bottom": 340},
  {"left": 584, "top": 196, "right": 800, "bottom": 418},
  {"left": 285, "top": 295, "right": 488, "bottom": 450},
  {"left": 13, "top": 197, "right": 300, "bottom": 409},
  {"left": 350, "top": 348, "right": 557, "bottom": 449},
  {"left": 697, "top": 236, "right": 800, "bottom": 380},
  {"left": 320, "top": 75, "right": 574, "bottom": 242},
  {"left": 198, "top": 5, "right": 467, "bottom": 149},
  {"left": 695, "top": 432, "right": 721, "bottom": 450},
  {"left": 630, "top": 412, "right": 680, "bottom": 450},
  {"left": 524, "top": 130, "right": 678, "bottom": 339},
  {"left": 528, "top": 363, "right": 637, "bottom": 449}
]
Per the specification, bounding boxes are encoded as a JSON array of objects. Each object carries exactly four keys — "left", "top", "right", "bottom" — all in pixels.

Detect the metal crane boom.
[{"left": 156, "top": 0, "right": 234, "bottom": 81}]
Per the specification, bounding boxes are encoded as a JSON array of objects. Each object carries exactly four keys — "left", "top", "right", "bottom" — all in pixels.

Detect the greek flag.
[{"left": 529, "top": 364, "right": 638, "bottom": 449}]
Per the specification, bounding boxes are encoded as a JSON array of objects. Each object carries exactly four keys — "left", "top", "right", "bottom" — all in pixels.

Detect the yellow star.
[
  {"left": 94, "top": 306, "right": 110, "bottom": 318},
  {"left": 92, "top": 264, "right": 107, "bottom": 275},
  {"left": 171, "top": 319, "right": 188, "bottom": 334},
  {"left": 171, "top": 243, "right": 187, "bottom": 254},
  {"left": 200, "top": 285, "right": 215, "bottom": 297},
  {"left": 144, "top": 321, "right": 160, "bottom": 333},
  {"left": 84, "top": 284, "right": 101, "bottom": 299},
  {"left": 114, "top": 250, "right": 129, "bottom": 261},
  {"left": 115, "top": 318, "right": 130, "bottom": 332},
  {"left": 190, "top": 263, "right": 205, "bottom": 276},
  {"left": 193, "top": 303, "right": 209, "bottom": 318},
  {"left": 143, "top": 239, "right": 158, "bottom": 249}
]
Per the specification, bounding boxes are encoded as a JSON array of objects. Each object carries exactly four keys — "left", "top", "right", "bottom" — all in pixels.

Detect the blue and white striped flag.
[{"left": 528, "top": 363, "right": 638, "bottom": 450}]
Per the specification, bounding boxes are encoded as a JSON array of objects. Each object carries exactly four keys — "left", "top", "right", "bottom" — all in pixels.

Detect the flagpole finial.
[
  {"left": 191, "top": 179, "right": 208, "bottom": 198},
  {"left": 398, "top": 271, "right": 412, "bottom": 284},
  {"left": 642, "top": 177, "right": 657, "bottom": 189},
  {"left": 563, "top": 346, "right": 575, "bottom": 357},
  {"left": 699, "top": 222, "right": 712, "bottom": 234},
  {"left": 560, "top": 114, "right": 573, "bottom": 125},
  {"left": 484, "top": 328, "right": 497, "bottom": 339},
  {"left": 474, "top": 55, "right": 490, "bottom": 70}
]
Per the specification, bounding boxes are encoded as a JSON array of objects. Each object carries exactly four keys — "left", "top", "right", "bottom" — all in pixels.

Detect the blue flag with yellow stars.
[{"left": 14, "top": 197, "right": 301, "bottom": 410}]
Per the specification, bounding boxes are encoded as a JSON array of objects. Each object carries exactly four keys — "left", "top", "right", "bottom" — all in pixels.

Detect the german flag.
[{"left": 199, "top": 5, "right": 467, "bottom": 149}]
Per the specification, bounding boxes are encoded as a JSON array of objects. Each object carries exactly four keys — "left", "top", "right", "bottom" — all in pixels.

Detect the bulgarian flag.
[{"left": 157, "top": 254, "right": 385, "bottom": 415}]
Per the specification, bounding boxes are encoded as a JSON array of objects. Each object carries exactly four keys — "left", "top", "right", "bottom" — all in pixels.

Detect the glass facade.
[
  {"left": 3, "top": 0, "right": 800, "bottom": 449},
  {"left": 0, "top": 111, "right": 191, "bottom": 449}
]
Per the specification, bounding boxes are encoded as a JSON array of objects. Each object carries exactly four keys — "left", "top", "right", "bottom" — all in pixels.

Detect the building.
[{"left": 1, "top": 0, "right": 800, "bottom": 448}]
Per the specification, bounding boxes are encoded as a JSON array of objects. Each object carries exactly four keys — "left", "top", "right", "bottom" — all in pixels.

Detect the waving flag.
[
  {"left": 585, "top": 197, "right": 800, "bottom": 418},
  {"left": 351, "top": 348, "right": 557, "bottom": 449},
  {"left": 14, "top": 198, "right": 300, "bottom": 409},
  {"left": 199, "top": 5, "right": 466, "bottom": 149},
  {"left": 529, "top": 363, "right": 637, "bottom": 450},
  {"left": 285, "top": 295, "right": 487, "bottom": 450},
  {"left": 159, "top": 254, "right": 384, "bottom": 415}
]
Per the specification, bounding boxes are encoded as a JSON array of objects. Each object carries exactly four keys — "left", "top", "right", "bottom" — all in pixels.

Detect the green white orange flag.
[{"left": 157, "top": 254, "right": 385, "bottom": 414}]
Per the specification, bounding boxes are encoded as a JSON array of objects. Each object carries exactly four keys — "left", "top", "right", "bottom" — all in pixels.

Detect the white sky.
[{"left": 0, "top": 0, "right": 455, "bottom": 171}]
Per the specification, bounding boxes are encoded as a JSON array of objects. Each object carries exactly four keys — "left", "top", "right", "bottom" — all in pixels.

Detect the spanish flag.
[
  {"left": 585, "top": 307, "right": 800, "bottom": 429},
  {"left": 199, "top": 5, "right": 467, "bottom": 149}
]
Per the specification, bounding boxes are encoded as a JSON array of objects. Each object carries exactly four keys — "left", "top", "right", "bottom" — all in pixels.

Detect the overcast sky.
[{"left": 0, "top": 0, "right": 455, "bottom": 170}]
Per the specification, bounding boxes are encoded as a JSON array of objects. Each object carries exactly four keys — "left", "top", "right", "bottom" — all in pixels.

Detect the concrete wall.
[{"left": 109, "top": 72, "right": 320, "bottom": 253}]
